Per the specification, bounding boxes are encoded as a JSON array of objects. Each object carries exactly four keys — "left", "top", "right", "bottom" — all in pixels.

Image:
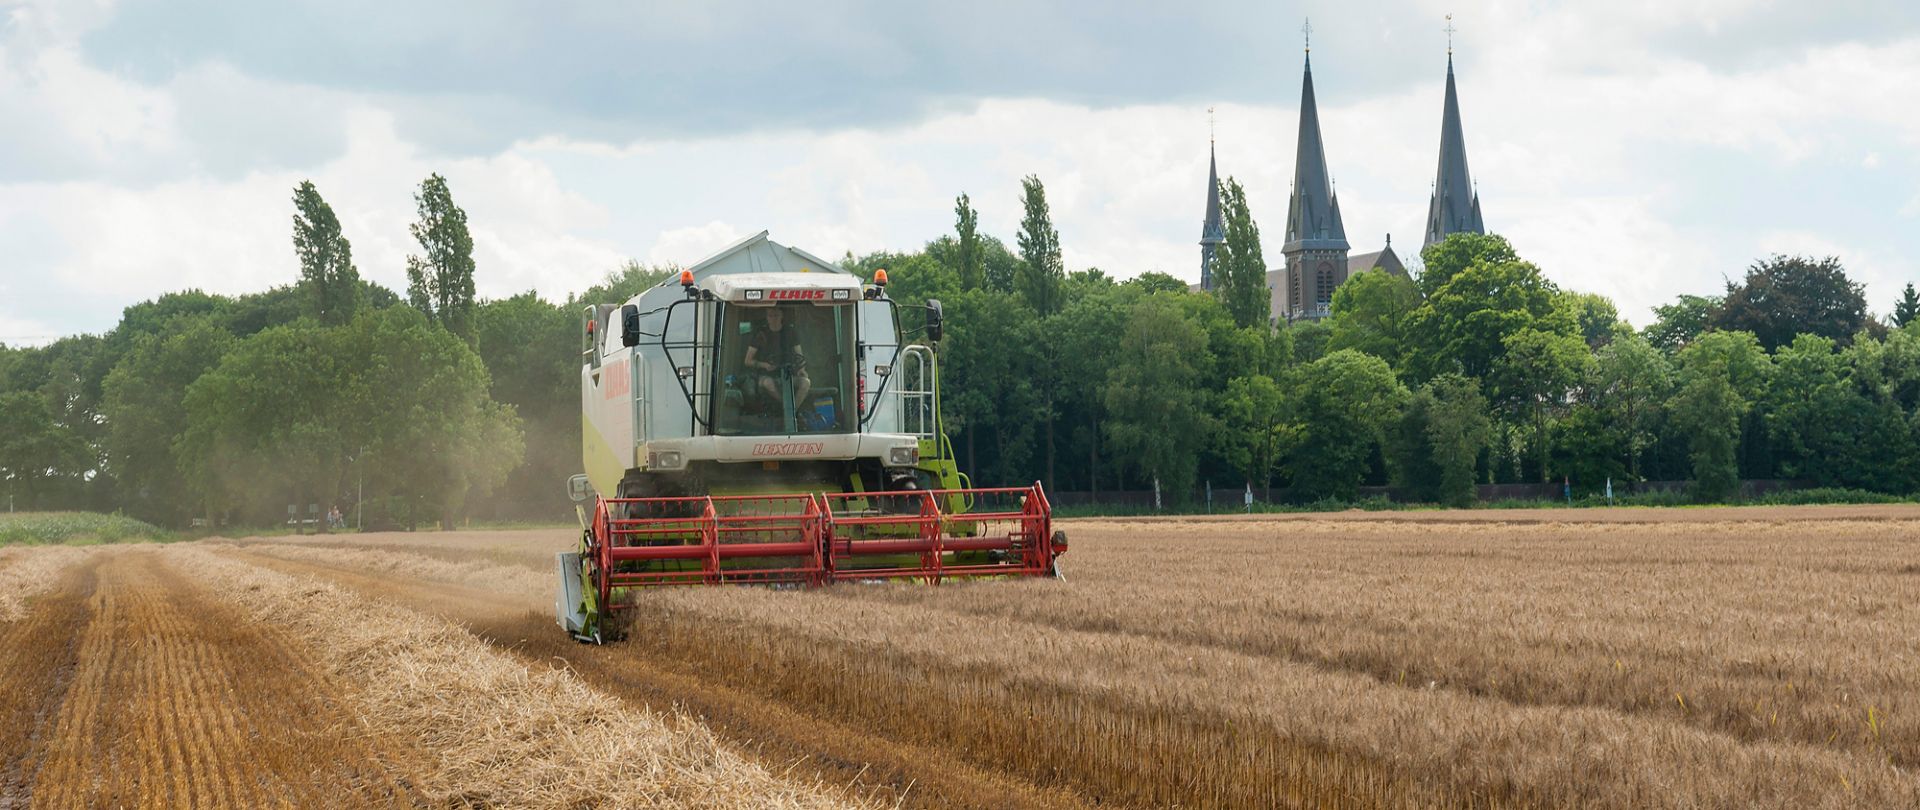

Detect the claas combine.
[{"left": 557, "top": 232, "right": 1066, "bottom": 642}]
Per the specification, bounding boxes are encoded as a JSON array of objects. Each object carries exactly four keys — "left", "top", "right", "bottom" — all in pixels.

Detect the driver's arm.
[{"left": 744, "top": 343, "right": 772, "bottom": 372}]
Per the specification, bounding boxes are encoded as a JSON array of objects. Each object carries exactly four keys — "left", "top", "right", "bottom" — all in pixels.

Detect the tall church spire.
[
  {"left": 1199, "top": 135, "right": 1226, "bottom": 290},
  {"left": 1424, "top": 48, "right": 1485, "bottom": 248},
  {"left": 1283, "top": 53, "right": 1348, "bottom": 253},
  {"left": 1280, "top": 37, "right": 1350, "bottom": 322}
]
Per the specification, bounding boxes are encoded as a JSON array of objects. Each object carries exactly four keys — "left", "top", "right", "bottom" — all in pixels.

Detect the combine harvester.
[{"left": 558, "top": 232, "right": 1066, "bottom": 642}]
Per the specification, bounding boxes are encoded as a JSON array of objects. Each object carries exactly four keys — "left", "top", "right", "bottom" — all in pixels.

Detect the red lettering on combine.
[
  {"left": 751, "top": 441, "right": 825, "bottom": 456},
  {"left": 768, "top": 289, "right": 829, "bottom": 301},
  {"left": 603, "top": 360, "right": 629, "bottom": 399}
]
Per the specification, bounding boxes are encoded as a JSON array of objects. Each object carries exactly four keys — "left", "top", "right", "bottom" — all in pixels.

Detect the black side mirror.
[
  {"left": 620, "top": 304, "right": 641, "bottom": 347},
  {"left": 924, "top": 299, "right": 944, "bottom": 343}
]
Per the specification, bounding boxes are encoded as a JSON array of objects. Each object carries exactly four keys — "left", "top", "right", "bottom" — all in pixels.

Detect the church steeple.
[
  {"left": 1424, "top": 50, "right": 1485, "bottom": 248},
  {"left": 1199, "top": 139, "right": 1226, "bottom": 291},
  {"left": 1283, "top": 53, "right": 1348, "bottom": 253},
  {"left": 1280, "top": 38, "right": 1350, "bottom": 322}
]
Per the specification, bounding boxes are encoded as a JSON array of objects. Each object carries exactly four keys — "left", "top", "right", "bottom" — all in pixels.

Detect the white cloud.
[
  {"left": 648, "top": 222, "right": 747, "bottom": 267},
  {"left": 1, "top": 108, "right": 631, "bottom": 316},
  {"left": 4, "top": 1, "right": 1920, "bottom": 338}
]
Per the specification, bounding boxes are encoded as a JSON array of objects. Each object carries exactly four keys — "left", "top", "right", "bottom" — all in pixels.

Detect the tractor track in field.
[
  {"left": 0, "top": 561, "right": 90, "bottom": 809},
  {"left": 0, "top": 550, "right": 427, "bottom": 809},
  {"left": 229, "top": 547, "right": 1098, "bottom": 810}
]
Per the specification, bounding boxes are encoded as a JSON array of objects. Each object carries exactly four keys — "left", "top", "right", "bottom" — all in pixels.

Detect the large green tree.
[
  {"left": 1218, "top": 374, "right": 1291, "bottom": 499},
  {"left": 1416, "top": 232, "right": 1519, "bottom": 298},
  {"left": 1591, "top": 332, "right": 1672, "bottom": 479},
  {"left": 4, "top": 335, "right": 112, "bottom": 507},
  {"left": 1327, "top": 268, "right": 1420, "bottom": 369},
  {"left": 0, "top": 391, "right": 90, "bottom": 510},
  {"left": 1671, "top": 331, "right": 1770, "bottom": 500},
  {"left": 178, "top": 308, "right": 522, "bottom": 529},
  {"left": 1763, "top": 334, "right": 1854, "bottom": 484},
  {"left": 1285, "top": 349, "right": 1409, "bottom": 500},
  {"left": 1014, "top": 175, "right": 1064, "bottom": 317},
  {"left": 1047, "top": 285, "right": 1134, "bottom": 495},
  {"left": 1388, "top": 372, "right": 1489, "bottom": 506},
  {"left": 1404, "top": 258, "right": 1562, "bottom": 382},
  {"left": 176, "top": 320, "right": 350, "bottom": 523},
  {"left": 1713, "top": 255, "right": 1870, "bottom": 351},
  {"left": 101, "top": 317, "right": 236, "bottom": 525},
  {"left": 337, "top": 308, "right": 524, "bottom": 529},
  {"left": 1213, "top": 177, "right": 1270, "bottom": 329},
  {"left": 1105, "top": 294, "right": 1211, "bottom": 503},
  {"left": 474, "top": 292, "right": 577, "bottom": 519},
  {"left": 405, "top": 173, "right": 478, "bottom": 344},
  {"left": 1645, "top": 294, "right": 1720, "bottom": 353},
  {"left": 942, "top": 290, "right": 1039, "bottom": 485},
  {"left": 1764, "top": 334, "right": 1916, "bottom": 492},
  {"left": 1557, "top": 291, "right": 1621, "bottom": 350},
  {"left": 292, "top": 180, "right": 363, "bottom": 325},
  {"left": 1492, "top": 327, "right": 1592, "bottom": 481}
]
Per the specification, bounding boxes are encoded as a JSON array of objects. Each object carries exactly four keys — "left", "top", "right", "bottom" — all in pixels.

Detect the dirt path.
[
  {"left": 0, "top": 550, "right": 426, "bottom": 809},
  {"left": 230, "top": 547, "right": 1095, "bottom": 810}
]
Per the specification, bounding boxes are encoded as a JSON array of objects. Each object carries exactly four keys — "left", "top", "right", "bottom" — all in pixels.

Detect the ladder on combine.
[{"left": 559, "top": 483, "right": 1065, "bottom": 640}]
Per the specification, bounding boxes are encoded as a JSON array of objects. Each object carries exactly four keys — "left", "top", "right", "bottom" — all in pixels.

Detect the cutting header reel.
[{"left": 557, "top": 483, "right": 1066, "bottom": 643}]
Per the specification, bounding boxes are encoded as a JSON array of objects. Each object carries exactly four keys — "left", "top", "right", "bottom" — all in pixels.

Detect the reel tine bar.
[{"left": 592, "top": 483, "right": 1062, "bottom": 607}]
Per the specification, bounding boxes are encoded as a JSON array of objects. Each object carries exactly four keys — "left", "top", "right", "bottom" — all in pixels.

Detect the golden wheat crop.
[
  {"left": 201, "top": 510, "right": 1920, "bottom": 808},
  {"left": 616, "top": 514, "right": 1920, "bottom": 808}
]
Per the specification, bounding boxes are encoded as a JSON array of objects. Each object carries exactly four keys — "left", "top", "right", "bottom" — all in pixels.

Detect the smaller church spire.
[{"left": 1198, "top": 114, "right": 1226, "bottom": 291}]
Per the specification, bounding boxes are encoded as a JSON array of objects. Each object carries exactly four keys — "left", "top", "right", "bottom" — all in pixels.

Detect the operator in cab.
[{"left": 743, "top": 306, "right": 810, "bottom": 417}]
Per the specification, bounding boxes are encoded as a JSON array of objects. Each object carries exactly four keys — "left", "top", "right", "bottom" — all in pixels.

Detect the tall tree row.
[{"left": 7, "top": 167, "right": 1920, "bottom": 519}]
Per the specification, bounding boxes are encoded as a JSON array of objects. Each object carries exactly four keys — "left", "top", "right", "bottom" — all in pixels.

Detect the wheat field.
[{"left": 6, "top": 507, "right": 1917, "bottom": 808}]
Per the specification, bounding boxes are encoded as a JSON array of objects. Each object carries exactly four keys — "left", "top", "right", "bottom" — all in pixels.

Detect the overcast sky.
[{"left": 3, "top": 0, "right": 1917, "bottom": 343}]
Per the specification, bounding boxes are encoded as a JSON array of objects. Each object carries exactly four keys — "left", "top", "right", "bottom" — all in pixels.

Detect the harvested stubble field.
[
  {"left": 0, "top": 545, "right": 868, "bottom": 809},
  {"left": 4, "top": 506, "right": 1918, "bottom": 808}
]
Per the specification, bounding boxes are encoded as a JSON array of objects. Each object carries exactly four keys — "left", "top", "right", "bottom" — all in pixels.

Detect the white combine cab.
[{"left": 558, "top": 231, "right": 1064, "bottom": 642}]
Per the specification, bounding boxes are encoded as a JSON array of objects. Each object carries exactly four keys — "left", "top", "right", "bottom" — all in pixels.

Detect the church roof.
[
  {"left": 1425, "top": 55, "right": 1485, "bottom": 247},
  {"left": 1200, "top": 143, "right": 1225, "bottom": 245},
  {"left": 1283, "top": 54, "right": 1349, "bottom": 254},
  {"left": 1348, "top": 243, "right": 1407, "bottom": 277}
]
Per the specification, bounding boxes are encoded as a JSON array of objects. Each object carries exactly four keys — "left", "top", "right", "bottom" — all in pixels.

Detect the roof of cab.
[{"left": 683, "top": 231, "right": 848, "bottom": 279}]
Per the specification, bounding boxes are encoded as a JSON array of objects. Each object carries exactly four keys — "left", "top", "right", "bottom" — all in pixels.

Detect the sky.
[{"left": 2, "top": 0, "right": 1917, "bottom": 343}]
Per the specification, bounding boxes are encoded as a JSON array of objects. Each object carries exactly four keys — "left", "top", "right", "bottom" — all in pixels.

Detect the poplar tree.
[
  {"left": 953, "top": 193, "right": 983, "bottom": 291},
  {"left": 1213, "top": 177, "right": 1271, "bottom": 330},
  {"left": 292, "top": 180, "right": 362, "bottom": 325},
  {"left": 405, "top": 173, "right": 478, "bottom": 344},
  {"left": 1014, "top": 175, "right": 1064, "bottom": 316}
]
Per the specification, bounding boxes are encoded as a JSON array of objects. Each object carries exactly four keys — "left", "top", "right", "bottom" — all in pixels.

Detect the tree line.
[
  {"left": 3, "top": 172, "right": 1918, "bottom": 525},
  {"left": 861, "top": 177, "right": 1920, "bottom": 506},
  {"left": 0, "top": 175, "right": 670, "bottom": 528}
]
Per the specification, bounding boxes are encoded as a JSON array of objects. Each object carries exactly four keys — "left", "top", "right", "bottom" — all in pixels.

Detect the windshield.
[{"left": 711, "top": 302, "right": 856, "bottom": 436}]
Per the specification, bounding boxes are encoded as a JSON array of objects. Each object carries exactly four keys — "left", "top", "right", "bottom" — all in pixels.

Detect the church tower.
[
  {"left": 1281, "top": 46, "right": 1349, "bottom": 321},
  {"left": 1424, "top": 45, "right": 1485, "bottom": 248},
  {"left": 1199, "top": 140, "right": 1226, "bottom": 291}
]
